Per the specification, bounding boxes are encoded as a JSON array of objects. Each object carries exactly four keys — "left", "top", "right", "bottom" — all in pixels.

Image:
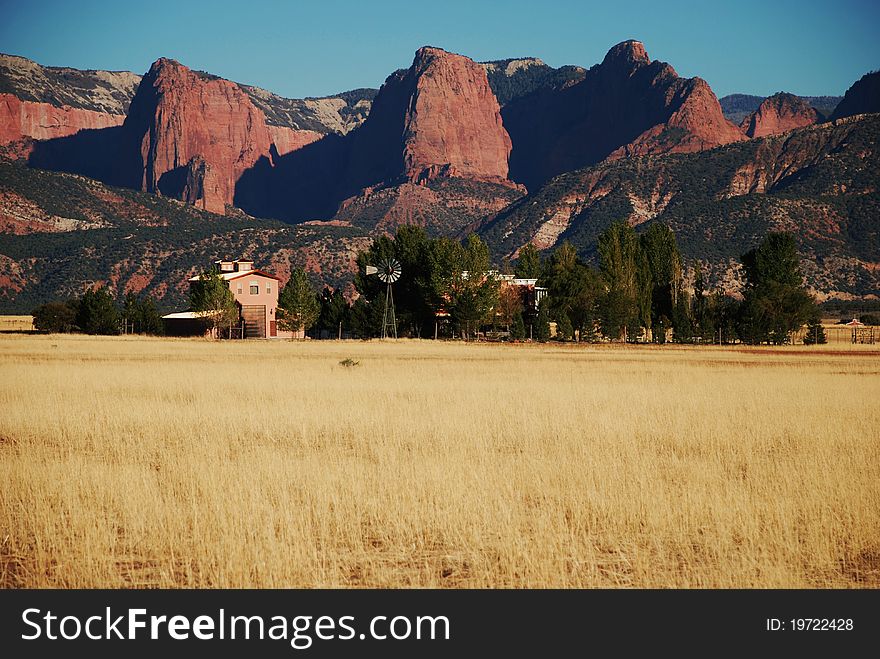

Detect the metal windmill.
[{"left": 365, "top": 258, "right": 401, "bottom": 339}]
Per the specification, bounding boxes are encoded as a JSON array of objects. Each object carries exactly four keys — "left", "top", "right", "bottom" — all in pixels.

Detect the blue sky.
[{"left": 1, "top": 0, "right": 878, "bottom": 99}]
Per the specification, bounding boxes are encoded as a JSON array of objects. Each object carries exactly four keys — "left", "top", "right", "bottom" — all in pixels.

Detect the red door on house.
[{"left": 270, "top": 320, "right": 277, "bottom": 337}]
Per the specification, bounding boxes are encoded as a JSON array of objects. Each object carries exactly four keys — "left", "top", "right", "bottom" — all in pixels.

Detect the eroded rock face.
[
  {"left": 503, "top": 40, "right": 746, "bottom": 189},
  {"left": 403, "top": 47, "right": 512, "bottom": 181},
  {"left": 0, "top": 93, "right": 125, "bottom": 156},
  {"left": 739, "top": 92, "right": 822, "bottom": 138},
  {"left": 266, "top": 125, "right": 323, "bottom": 158},
  {"left": 122, "top": 59, "right": 334, "bottom": 212},
  {"left": 831, "top": 70, "right": 880, "bottom": 120},
  {"left": 610, "top": 76, "right": 747, "bottom": 159},
  {"left": 124, "top": 58, "right": 273, "bottom": 209},
  {"left": 346, "top": 46, "right": 513, "bottom": 190},
  {"left": 181, "top": 155, "right": 225, "bottom": 214}
]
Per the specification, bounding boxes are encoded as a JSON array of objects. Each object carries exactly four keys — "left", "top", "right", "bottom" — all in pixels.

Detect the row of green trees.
[
  {"left": 31, "top": 224, "right": 822, "bottom": 346},
  {"left": 237, "top": 228, "right": 506, "bottom": 340},
  {"left": 333, "top": 223, "right": 822, "bottom": 345},
  {"left": 540, "top": 221, "right": 694, "bottom": 342},
  {"left": 32, "top": 289, "right": 163, "bottom": 335},
  {"left": 352, "top": 227, "right": 501, "bottom": 338},
  {"left": 520, "top": 224, "right": 821, "bottom": 345}
]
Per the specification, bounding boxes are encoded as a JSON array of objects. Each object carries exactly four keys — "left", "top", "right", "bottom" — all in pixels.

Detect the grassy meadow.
[
  {"left": 0, "top": 333, "right": 878, "bottom": 588},
  {"left": 0, "top": 316, "right": 34, "bottom": 332}
]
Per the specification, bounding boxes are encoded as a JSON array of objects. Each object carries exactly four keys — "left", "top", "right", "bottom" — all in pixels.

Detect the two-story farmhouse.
[{"left": 163, "top": 259, "right": 294, "bottom": 338}]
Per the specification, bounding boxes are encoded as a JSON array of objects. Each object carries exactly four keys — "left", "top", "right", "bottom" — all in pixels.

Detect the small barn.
[{"left": 161, "top": 310, "right": 211, "bottom": 337}]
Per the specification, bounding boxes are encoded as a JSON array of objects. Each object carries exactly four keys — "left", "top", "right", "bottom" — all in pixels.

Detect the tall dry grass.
[
  {"left": 1, "top": 334, "right": 878, "bottom": 588},
  {"left": 0, "top": 316, "right": 34, "bottom": 332}
]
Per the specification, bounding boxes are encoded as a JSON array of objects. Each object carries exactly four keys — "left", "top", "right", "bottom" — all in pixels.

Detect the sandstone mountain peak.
[
  {"left": 602, "top": 40, "right": 651, "bottom": 68},
  {"left": 148, "top": 57, "right": 184, "bottom": 72},
  {"left": 124, "top": 57, "right": 272, "bottom": 213},
  {"left": 410, "top": 46, "right": 474, "bottom": 73},
  {"left": 146, "top": 58, "right": 225, "bottom": 85},
  {"left": 830, "top": 70, "right": 880, "bottom": 120},
  {"left": 502, "top": 40, "right": 743, "bottom": 189},
  {"left": 345, "top": 45, "right": 512, "bottom": 187},
  {"left": 233, "top": 44, "right": 519, "bottom": 228},
  {"left": 414, "top": 45, "right": 451, "bottom": 58},
  {"left": 410, "top": 46, "right": 456, "bottom": 68},
  {"left": 739, "top": 92, "right": 822, "bottom": 138},
  {"left": 402, "top": 46, "right": 512, "bottom": 181}
]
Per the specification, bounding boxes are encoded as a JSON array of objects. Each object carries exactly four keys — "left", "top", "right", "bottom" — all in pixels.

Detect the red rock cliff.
[
  {"left": 403, "top": 47, "right": 511, "bottom": 181},
  {"left": 346, "top": 47, "right": 513, "bottom": 190},
  {"left": 266, "top": 125, "right": 323, "bottom": 157},
  {"left": 124, "top": 59, "right": 322, "bottom": 214},
  {"left": 503, "top": 40, "right": 746, "bottom": 188},
  {"left": 181, "top": 155, "right": 225, "bottom": 214},
  {"left": 739, "top": 92, "right": 822, "bottom": 138},
  {"left": 124, "top": 58, "right": 272, "bottom": 213},
  {"left": 0, "top": 94, "right": 125, "bottom": 157}
]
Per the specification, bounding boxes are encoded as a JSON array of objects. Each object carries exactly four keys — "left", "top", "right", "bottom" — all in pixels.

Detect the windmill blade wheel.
[{"left": 378, "top": 258, "right": 402, "bottom": 283}]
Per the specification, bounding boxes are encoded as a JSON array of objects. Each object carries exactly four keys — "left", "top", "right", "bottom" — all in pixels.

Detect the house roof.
[
  {"left": 188, "top": 269, "right": 282, "bottom": 282},
  {"left": 161, "top": 310, "right": 211, "bottom": 320}
]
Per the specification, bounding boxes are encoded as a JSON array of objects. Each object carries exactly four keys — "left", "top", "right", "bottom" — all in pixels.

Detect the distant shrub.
[
  {"left": 803, "top": 319, "right": 827, "bottom": 345},
  {"left": 32, "top": 300, "right": 78, "bottom": 333}
]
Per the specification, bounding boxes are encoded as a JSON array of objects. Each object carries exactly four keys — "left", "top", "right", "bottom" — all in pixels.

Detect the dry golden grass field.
[
  {"left": 0, "top": 316, "right": 34, "bottom": 332},
  {"left": 1, "top": 333, "right": 878, "bottom": 588}
]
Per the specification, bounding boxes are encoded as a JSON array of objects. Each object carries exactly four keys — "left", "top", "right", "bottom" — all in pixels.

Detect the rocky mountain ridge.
[
  {"left": 501, "top": 40, "right": 746, "bottom": 190},
  {"left": 739, "top": 92, "right": 823, "bottom": 138},
  {"left": 831, "top": 70, "right": 880, "bottom": 120},
  {"left": 720, "top": 93, "right": 842, "bottom": 124},
  {"left": 0, "top": 51, "right": 377, "bottom": 153},
  {"left": 1, "top": 42, "right": 878, "bottom": 310},
  {"left": 477, "top": 114, "right": 880, "bottom": 299}
]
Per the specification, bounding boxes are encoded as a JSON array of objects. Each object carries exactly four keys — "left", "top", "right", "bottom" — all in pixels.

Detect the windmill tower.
[{"left": 365, "top": 258, "right": 401, "bottom": 339}]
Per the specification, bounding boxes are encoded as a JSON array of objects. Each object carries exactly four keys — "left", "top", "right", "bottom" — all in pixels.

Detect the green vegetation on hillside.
[
  {"left": 482, "top": 59, "right": 586, "bottom": 106},
  {"left": 333, "top": 177, "right": 524, "bottom": 237},
  {"left": 479, "top": 115, "right": 880, "bottom": 298},
  {"left": 241, "top": 84, "right": 377, "bottom": 132},
  {"left": 0, "top": 160, "right": 370, "bottom": 313}
]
